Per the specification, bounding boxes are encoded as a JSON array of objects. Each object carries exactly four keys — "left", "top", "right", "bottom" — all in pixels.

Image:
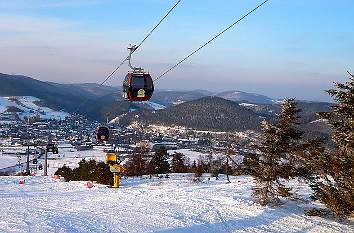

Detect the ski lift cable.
[
  {"left": 75, "top": 0, "right": 182, "bottom": 112},
  {"left": 153, "top": 0, "right": 270, "bottom": 83},
  {"left": 100, "top": 0, "right": 182, "bottom": 86},
  {"left": 134, "top": 0, "right": 182, "bottom": 53}
]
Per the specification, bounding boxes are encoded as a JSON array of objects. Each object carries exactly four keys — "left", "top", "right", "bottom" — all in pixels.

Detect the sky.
[{"left": 0, "top": 0, "right": 353, "bottom": 102}]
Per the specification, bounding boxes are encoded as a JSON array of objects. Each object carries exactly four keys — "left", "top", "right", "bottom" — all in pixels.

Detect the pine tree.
[
  {"left": 95, "top": 162, "right": 113, "bottom": 185},
  {"left": 312, "top": 72, "right": 354, "bottom": 218},
  {"left": 193, "top": 160, "right": 204, "bottom": 182},
  {"left": 251, "top": 99, "right": 303, "bottom": 205},
  {"left": 54, "top": 159, "right": 113, "bottom": 185},
  {"left": 74, "top": 159, "right": 91, "bottom": 180},
  {"left": 171, "top": 153, "right": 188, "bottom": 173},
  {"left": 148, "top": 146, "right": 170, "bottom": 177},
  {"left": 126, "top": 154, "right": 146, "bottom": 177},
  {"left": 54, "top": 165, "right": 73, "bottom": 181}
]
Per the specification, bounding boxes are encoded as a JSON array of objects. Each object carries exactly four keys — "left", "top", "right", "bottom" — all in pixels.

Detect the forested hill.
[
  {"left": 118, "top": 96, "right": 262, "bottom": 131},
  {"left": 0, "top": 73, "right": 117, "bottom": 112}
]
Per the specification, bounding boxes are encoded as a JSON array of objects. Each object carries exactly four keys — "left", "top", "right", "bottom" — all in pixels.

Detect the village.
[{"left": 0, "top": 114, "right": 258, "bottom": 176}]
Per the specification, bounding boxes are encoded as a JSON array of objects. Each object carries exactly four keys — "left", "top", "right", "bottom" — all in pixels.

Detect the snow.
[
  {"left": 0, "top": 155, "right": 19, "bottom": 169},
  {"left": 168, "top": 149, "right": 209, "bottom": 162},
  {"left": 0, "top": 175, "right": 352, "bottom": 233},
  {"left": 0, "top": 147, "right": 352, "bottom": 232},
  {"left": 239, "top": 103, "right": 258, "bottom": 107},
  {"left": 145, "top": 101, "right": 166, "bottom": 110},
  {"left": 309, "top": 119, "right": 328, "bottom": 124},
  {"left": 0, "top": 146, "right": 108, "bottom": 175},
  {"left": 0, "top": 147, "right": 27, "bottom": 170},
  {"left": 0, "top": 96, "right": 70, "bottom": 121}
]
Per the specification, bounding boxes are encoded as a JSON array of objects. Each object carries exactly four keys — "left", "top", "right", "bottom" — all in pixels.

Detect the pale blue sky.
[{"left": 0, "top": 0, "right": 353, "bottom": 101}]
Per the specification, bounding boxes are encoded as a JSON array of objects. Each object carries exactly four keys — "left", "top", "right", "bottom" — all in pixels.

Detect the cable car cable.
[
  {"left": 153, "top": 0, "right": 269, "bottom": 83},
  {"left": 134, "top": 0, "right": 182, "bottom": 53},
  {"left": 100, "top": 0, "right": 182, "bottom": 87},
  {"left": 75, "top": 0, "right": 182, "bottom": 112},
  {"left": 101, "top": 0, "right": 182, "bottom": 86}
]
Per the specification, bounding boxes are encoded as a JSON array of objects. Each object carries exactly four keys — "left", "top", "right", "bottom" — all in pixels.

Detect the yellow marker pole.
[{"left": 113, "top": 173, "right": 120, "bottom": 189}]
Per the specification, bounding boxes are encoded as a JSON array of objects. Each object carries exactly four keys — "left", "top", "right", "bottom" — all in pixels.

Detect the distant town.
[{"left": 0, "top": 113, "right": 257, "bottom": 175}]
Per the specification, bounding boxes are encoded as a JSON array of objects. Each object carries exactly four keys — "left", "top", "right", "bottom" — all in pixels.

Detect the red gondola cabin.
[
  {"left": 96, "top": 126, "right": 109, "bottom": 142},
  {"left": 123, "top": 72, "right": 154, "bottom": 101}
]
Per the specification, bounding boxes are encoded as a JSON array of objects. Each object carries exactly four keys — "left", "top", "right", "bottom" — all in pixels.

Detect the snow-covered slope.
[
  {"left": 0, "top": 175, "right": 352, "bottom": 233},
  {"left": 144, "top": 101, "right": 166, "bottom": 110},
  {"left": 216, "top": 91, "right": 276, "bottom": 104},
  {"left": 134, "top": 101, "right": 166, "bottom": 110},
  {"left": 0, "top": 96, "right": 69, "bottom": 121}
]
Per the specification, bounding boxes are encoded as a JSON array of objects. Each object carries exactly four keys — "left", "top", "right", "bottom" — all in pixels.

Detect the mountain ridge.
[{"left": 0, "top": 73, "right": 332, "bottom": 132}]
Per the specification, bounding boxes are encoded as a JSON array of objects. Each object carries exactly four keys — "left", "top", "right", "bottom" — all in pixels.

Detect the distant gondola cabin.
[{"left": 96, "top": 126, "right": 109, "bottom": 141}]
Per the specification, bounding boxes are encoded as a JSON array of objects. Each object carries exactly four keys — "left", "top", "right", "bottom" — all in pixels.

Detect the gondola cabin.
[
  {"left": 46, "top": 143, "right": 59, "bottom": 153},
  {"left": 123, "top": 72, "right": 154, "bottom": 101},
  {"left": 96, "top": 126, "right": 109, "bottom": 141}
]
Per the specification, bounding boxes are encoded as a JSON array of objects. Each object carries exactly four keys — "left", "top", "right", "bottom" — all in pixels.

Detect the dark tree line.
[
  {"left": 55, "top": 159, "right": 112, "bottom": 185},
  {"left": 125, "top": 148, "right": 191, "bottom": 178},
  {"left": 124, "top": 148, "right": 232, "bottom": 181}
]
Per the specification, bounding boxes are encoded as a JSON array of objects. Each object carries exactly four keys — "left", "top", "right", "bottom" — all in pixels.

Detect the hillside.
[
  {"left": 0, "top": 73, "right": 95, "bottom": 112},
  {"left": 216, "top": 90, "right": 276, "bottom": 104},
  {"left": 0, "top": 73, "right": 125, "bottom": 119},
  {"left": 117, "top": 96, "right": 262, "bottom": 131},
  {"left": 0, "top": 96, "right": 69, "bottom": 122},
  {"left": 150, "top": 90, "right": 212, "bottom": 106},
  {"left": 150, "top": 89, "right": 277, "bottom": 106},
  {"left": 111, "top": 97, "right": 333, "bottom": 134},
  {"left": 0, "top": 73, "right": 167, "bottom": 120}
]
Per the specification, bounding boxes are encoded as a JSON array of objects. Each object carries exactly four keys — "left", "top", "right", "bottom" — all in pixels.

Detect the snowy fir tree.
[
  {"left": 251, "top": 99, "right": 303, "bottom": 205},
  {"left": 310, "top": 72, "right": 354, "bottom": 218}
]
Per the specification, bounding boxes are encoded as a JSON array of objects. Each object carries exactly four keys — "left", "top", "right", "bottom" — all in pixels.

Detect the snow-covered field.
[
  {"left": 0, "top": 174, "right": 353, "bottom": 233},
  {"left": 0, "top": 147, "right": 353, "bottom": 232}
]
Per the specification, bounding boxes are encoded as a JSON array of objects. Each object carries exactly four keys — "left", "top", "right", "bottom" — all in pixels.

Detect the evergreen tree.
[
  {"left": 126, "top": 154, "right": 146, "bottom": 177},
  {"left": 54, "top": 165, "right": 73, "bottom": 181},
  {"left": 73, "top": 159, "right": 91, "bottom": 180},
  {"left": 191, "top": 160, "right": 197, "bottom": 173},
  {"left": 95, "top": 162, "right": 113, "bottom": 185},
  {"left": 311, "top": 72, "right": 354, "bottom": 218},
  {"left": 148, "top": 147, "right": 170, "bottom": 176},
  {"left": 146, "top": 158, "right": 156, "bottom": 179},
  {"left": 193, "top": 160, "right": 204, "bottom": 182},
  {"left": 54, "top": 159, "right": 113, "bottom": 185},
  {"left": 251, "top": 99, "right": 303, "bottom": 205},
  {"left": 171, "top": 153, "right": 188, "bottom": 173}
]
